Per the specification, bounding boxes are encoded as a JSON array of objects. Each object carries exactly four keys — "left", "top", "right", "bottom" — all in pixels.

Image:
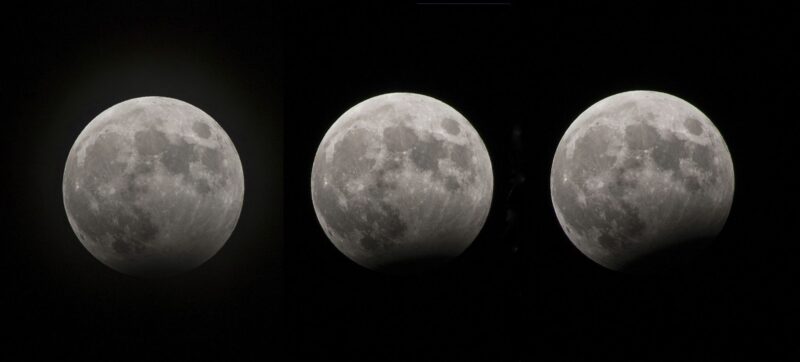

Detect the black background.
[{"left": 4, "top": 2, "right": 799, "bottom": 360}]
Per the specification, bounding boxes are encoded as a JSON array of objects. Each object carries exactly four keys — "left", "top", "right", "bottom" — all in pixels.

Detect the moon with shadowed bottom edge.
[
  {"left": 63, "top": 97, "right": 244, "bottom": 277},
  {"left": 311, "top": 93, "right": 493, "bottom": 274},
  {"left": 550, "top": 91, "right": 734, "bottom": 273}
]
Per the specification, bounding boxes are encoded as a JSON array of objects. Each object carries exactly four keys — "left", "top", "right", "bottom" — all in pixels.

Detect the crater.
[
  {"left": 442, "top": 118, "right": 460, "bottom": 135},
  {"left": 192, "top": 121, "right": 211, "bottom": 138},
  {"left": 684, "top": 117, "right": 703, "bottom": 135}
]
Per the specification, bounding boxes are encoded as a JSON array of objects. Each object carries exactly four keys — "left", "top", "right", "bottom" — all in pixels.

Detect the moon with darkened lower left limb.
[
  {"left": 63, "top": 96, "right": 244, "bottom": 277},
  {"left": 550, "top": 91, "right": 734, "bottom": 272},
  {"left": 311, "top": 93, "right": 493, "bottom": 274}
]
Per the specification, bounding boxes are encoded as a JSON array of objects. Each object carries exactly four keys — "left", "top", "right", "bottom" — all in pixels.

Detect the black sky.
[{"left": 3, "top": 2, "right": 799, "bottom": 360}]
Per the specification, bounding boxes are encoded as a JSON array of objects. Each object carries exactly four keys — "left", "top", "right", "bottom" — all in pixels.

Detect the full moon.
[
  {"left": 311, "top": 93, "right": 493, "bottom": 273},
  {"left": 63, "top": 97, "right": 244, "bottom": 277},
  {"left": 550, "top": 91, "right": 734, "bottom": 272}
]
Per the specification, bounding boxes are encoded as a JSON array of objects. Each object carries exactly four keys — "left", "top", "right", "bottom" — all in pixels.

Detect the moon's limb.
[
  {"left": 311, "top": 93, "right": 493, "bottom": 273},
  {"left": 63, "top": 97, "right": 244, "bottom": 277},
  {"left": 550, "top": 91, "right": 734, "bottom": 272}
]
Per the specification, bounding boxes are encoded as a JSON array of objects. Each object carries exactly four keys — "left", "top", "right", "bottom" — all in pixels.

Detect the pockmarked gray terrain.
[
  {"left": 550, "top": 91, "right": 734, "bottom": 272},
  {"left": 311, "top": 93, "right": 493, "bottom": 273},
  {"left": 63, "top": 97, "right": 244, "bottom": 277}
]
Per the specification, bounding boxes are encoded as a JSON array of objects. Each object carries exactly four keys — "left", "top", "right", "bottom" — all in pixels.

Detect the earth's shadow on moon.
[
  {"left": 369, "top": 255, "right": 457, "bottom": 275},
  {"left": 607, "top": 235, "right": 716, "bottom": 275}
]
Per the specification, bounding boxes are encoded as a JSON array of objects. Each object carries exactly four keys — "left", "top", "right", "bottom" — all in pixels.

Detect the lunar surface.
[
  {"left": 63, "top": 97, "right": 244, "bottom": 277},
  {"left": 311, "top": 93, "right": 493, "bottom": 273},
  {"left": 550, "top": 91, "right": 734, "bottom": 272}
]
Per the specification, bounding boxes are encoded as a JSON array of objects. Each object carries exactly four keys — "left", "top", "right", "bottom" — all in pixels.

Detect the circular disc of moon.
[
  {"left": 63, "top": 96, "right": 244, "bottom": 277},
  {"left": 311, "top": 93, "right": 493, "bottom": 274},
  {"left": 550, "top": 90, "right": 734, "bottom": 272}
]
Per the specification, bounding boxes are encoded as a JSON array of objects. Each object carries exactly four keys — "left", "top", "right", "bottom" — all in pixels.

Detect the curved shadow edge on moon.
[
  {"left": 62, "top": 96, "right": 245, "bottom": 277},
  {"left": 310, "top": 92, "right": 494, "bottom": 274},
  {"left": 550, "top": 90, "right": 734, "bottom": 273}
]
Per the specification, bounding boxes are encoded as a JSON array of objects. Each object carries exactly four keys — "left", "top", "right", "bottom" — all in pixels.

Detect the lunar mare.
[
  {"left": 550, "top": 91, "right": 734, "bottom": 272},
  {"left": 311, "top": 93, "right": 493, "bottom": 273},
  {"left": 63, "top": 97, "right": 244, "bottom": 277}
]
